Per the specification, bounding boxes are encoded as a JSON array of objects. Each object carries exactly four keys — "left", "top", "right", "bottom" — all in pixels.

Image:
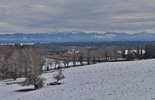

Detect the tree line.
[
  {"left": 50, "top": 42, "right": 155, "bottom": 68},
  {"left": 34, "top": 41, "right": 152, "bottom": 52},
  {"left": 0, "top": 44, "right": 46, "bottom": 89},
  {"left": 50, "top": 45, "right": 122, "bottom": 69}
]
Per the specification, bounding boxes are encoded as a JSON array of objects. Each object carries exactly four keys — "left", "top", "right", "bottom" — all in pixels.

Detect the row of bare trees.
[
  {"left": 50, "top": 43, "right": 152, "bottom": 68},
  {"left": 50, "top": 45, "right": 122, "bottom": 67},
  {"left": 0, "top": 45, "right": 46, "bottom": 89}
]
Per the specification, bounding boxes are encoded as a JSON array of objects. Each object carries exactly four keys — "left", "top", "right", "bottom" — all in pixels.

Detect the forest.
[{"left": 34, "top": 41, "right": 154, "bottom": 52}]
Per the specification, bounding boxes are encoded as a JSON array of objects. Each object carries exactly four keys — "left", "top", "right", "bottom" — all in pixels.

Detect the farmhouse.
[{"left": 125, "top": 50, "right": 145, "bottom": 59}]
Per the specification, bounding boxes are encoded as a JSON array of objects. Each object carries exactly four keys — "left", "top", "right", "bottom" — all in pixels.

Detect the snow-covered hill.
[{"left": 0, "top": 59, "right": 155, "bottom": 100}]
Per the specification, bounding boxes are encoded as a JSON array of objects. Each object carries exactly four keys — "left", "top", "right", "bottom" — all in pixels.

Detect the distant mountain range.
[{"left": 0, "top": 31, "right": 155, "bottom": 43}]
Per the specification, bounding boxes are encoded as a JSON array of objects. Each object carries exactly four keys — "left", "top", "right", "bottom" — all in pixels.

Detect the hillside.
[{"left": 0, "top": 59, "right": 155, "bottom": 100}]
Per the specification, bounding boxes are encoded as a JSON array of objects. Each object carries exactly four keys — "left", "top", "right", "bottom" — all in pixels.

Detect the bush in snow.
[
  {"left": 20, "top": 76, "right": 46, "bottom": 89},
  {"left": 53, "top": 69, "right": 65, "bottom": 82}
]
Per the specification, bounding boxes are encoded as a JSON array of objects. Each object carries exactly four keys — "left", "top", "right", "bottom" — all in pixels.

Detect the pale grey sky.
[{"left": 0, "top": 0, "right": 155, "bottom": 34}]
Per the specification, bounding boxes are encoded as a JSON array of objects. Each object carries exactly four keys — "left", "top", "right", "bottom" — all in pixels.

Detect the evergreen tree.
[
  {"left": 144, "top": 42, "right": 155, "bottom": 58},
  {"left": 127, "top": 46, "right": 132, "bottom": 60},
  {"left": 136, "top": 46, "right": 140, "bottom": 59},
  {"left": 140, "top": 45, "right": 143, "bottom": 59}
]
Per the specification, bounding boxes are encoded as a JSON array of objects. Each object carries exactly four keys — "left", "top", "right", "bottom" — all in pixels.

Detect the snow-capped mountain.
[{"left": 0, "top": 31, "right": 155, "bottom": 43}]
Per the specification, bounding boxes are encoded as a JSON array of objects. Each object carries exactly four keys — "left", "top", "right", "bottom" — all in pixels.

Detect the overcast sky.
[{"left": 0, "top": 0, "right": 155, "bottom": 34}]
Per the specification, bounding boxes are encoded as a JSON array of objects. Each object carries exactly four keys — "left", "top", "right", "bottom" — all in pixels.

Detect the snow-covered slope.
[{"left": 0, "top": 59, "right": 155, "bottom": 100}]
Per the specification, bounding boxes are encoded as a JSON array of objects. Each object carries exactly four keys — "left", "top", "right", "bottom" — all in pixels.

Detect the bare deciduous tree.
[
  {"left": 0, "top": 45, "right": 9, "bottom": 77},
  {"left": 78, "top": 48, "right": 86, "bottom": 65},
  {"left": 6, "top": 49, "right": 22, "bottom": 80},
  {"left": 106, "top": 45, "right": 118, "bottom": 60},
  {"left": 62, "top": 52, "right": 70, "bottom": 67},
  {"left": 91, "top": 51, "right": 97, "bottom": 64},
  {"left": 85, "top": 49, "right": 91, "bottom": 65},
  {"left": 53, "top": 54, "right": 61, "bottom": 69},
  {"left": 20, "top": 47, "right": 46, "bottom": 89},
  {"left": 97, "top": 48, "right": 106, "bottom": 61},
  {"left": 70, "top": 49, "right": 78, "bottom": 66},
  {"left": 46, "top": 58, "right": 54, "bottom": 70}
]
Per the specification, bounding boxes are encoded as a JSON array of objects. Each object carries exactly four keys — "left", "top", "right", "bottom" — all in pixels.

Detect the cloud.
[{"left": 0, "top": 0, "right": 155, "bottom": 34}]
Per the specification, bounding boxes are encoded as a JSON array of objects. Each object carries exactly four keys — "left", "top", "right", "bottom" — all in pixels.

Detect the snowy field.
[{"left": 1, "top": 59, "right": 155, "bottom": 100}]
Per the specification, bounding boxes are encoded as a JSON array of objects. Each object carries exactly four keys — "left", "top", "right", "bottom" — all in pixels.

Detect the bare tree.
[
  {"left": 78, "top": 48, "right": 86, "bottom": 65},
  {"left": 70, "top": 49, "right": 78, "bottom": 66},
  {"left": 91, "top": 51, "right": 97, "bottom": 64},
  {"left": 53, "top": 54, "right": 61, "bottom": 69},
  {"left": 100, "top": 45, "right": 107, "bottom": 50},
  {"left": 106, "top": 45, "right": 118, "bottom": 60},
  {"left": 62, "top": 52, "right": 70, "bottom": 67},
  {"left": 0, "top": 45, "right": 10, "bottom": 77},
  {"left": 6, "top": 49, "right": 22, "bottom": 80},
  {"left": 97, "top": 48, "right": 106, "bottom": 61},
  {"left": 46, "top": 59, "right": 53, "bottom": 70},
  {"left": 85, "top": 49, "right": 91, "bottom": 65},
  {"left": 20, "top": 47, "right": 46, "bottom": 89}
]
